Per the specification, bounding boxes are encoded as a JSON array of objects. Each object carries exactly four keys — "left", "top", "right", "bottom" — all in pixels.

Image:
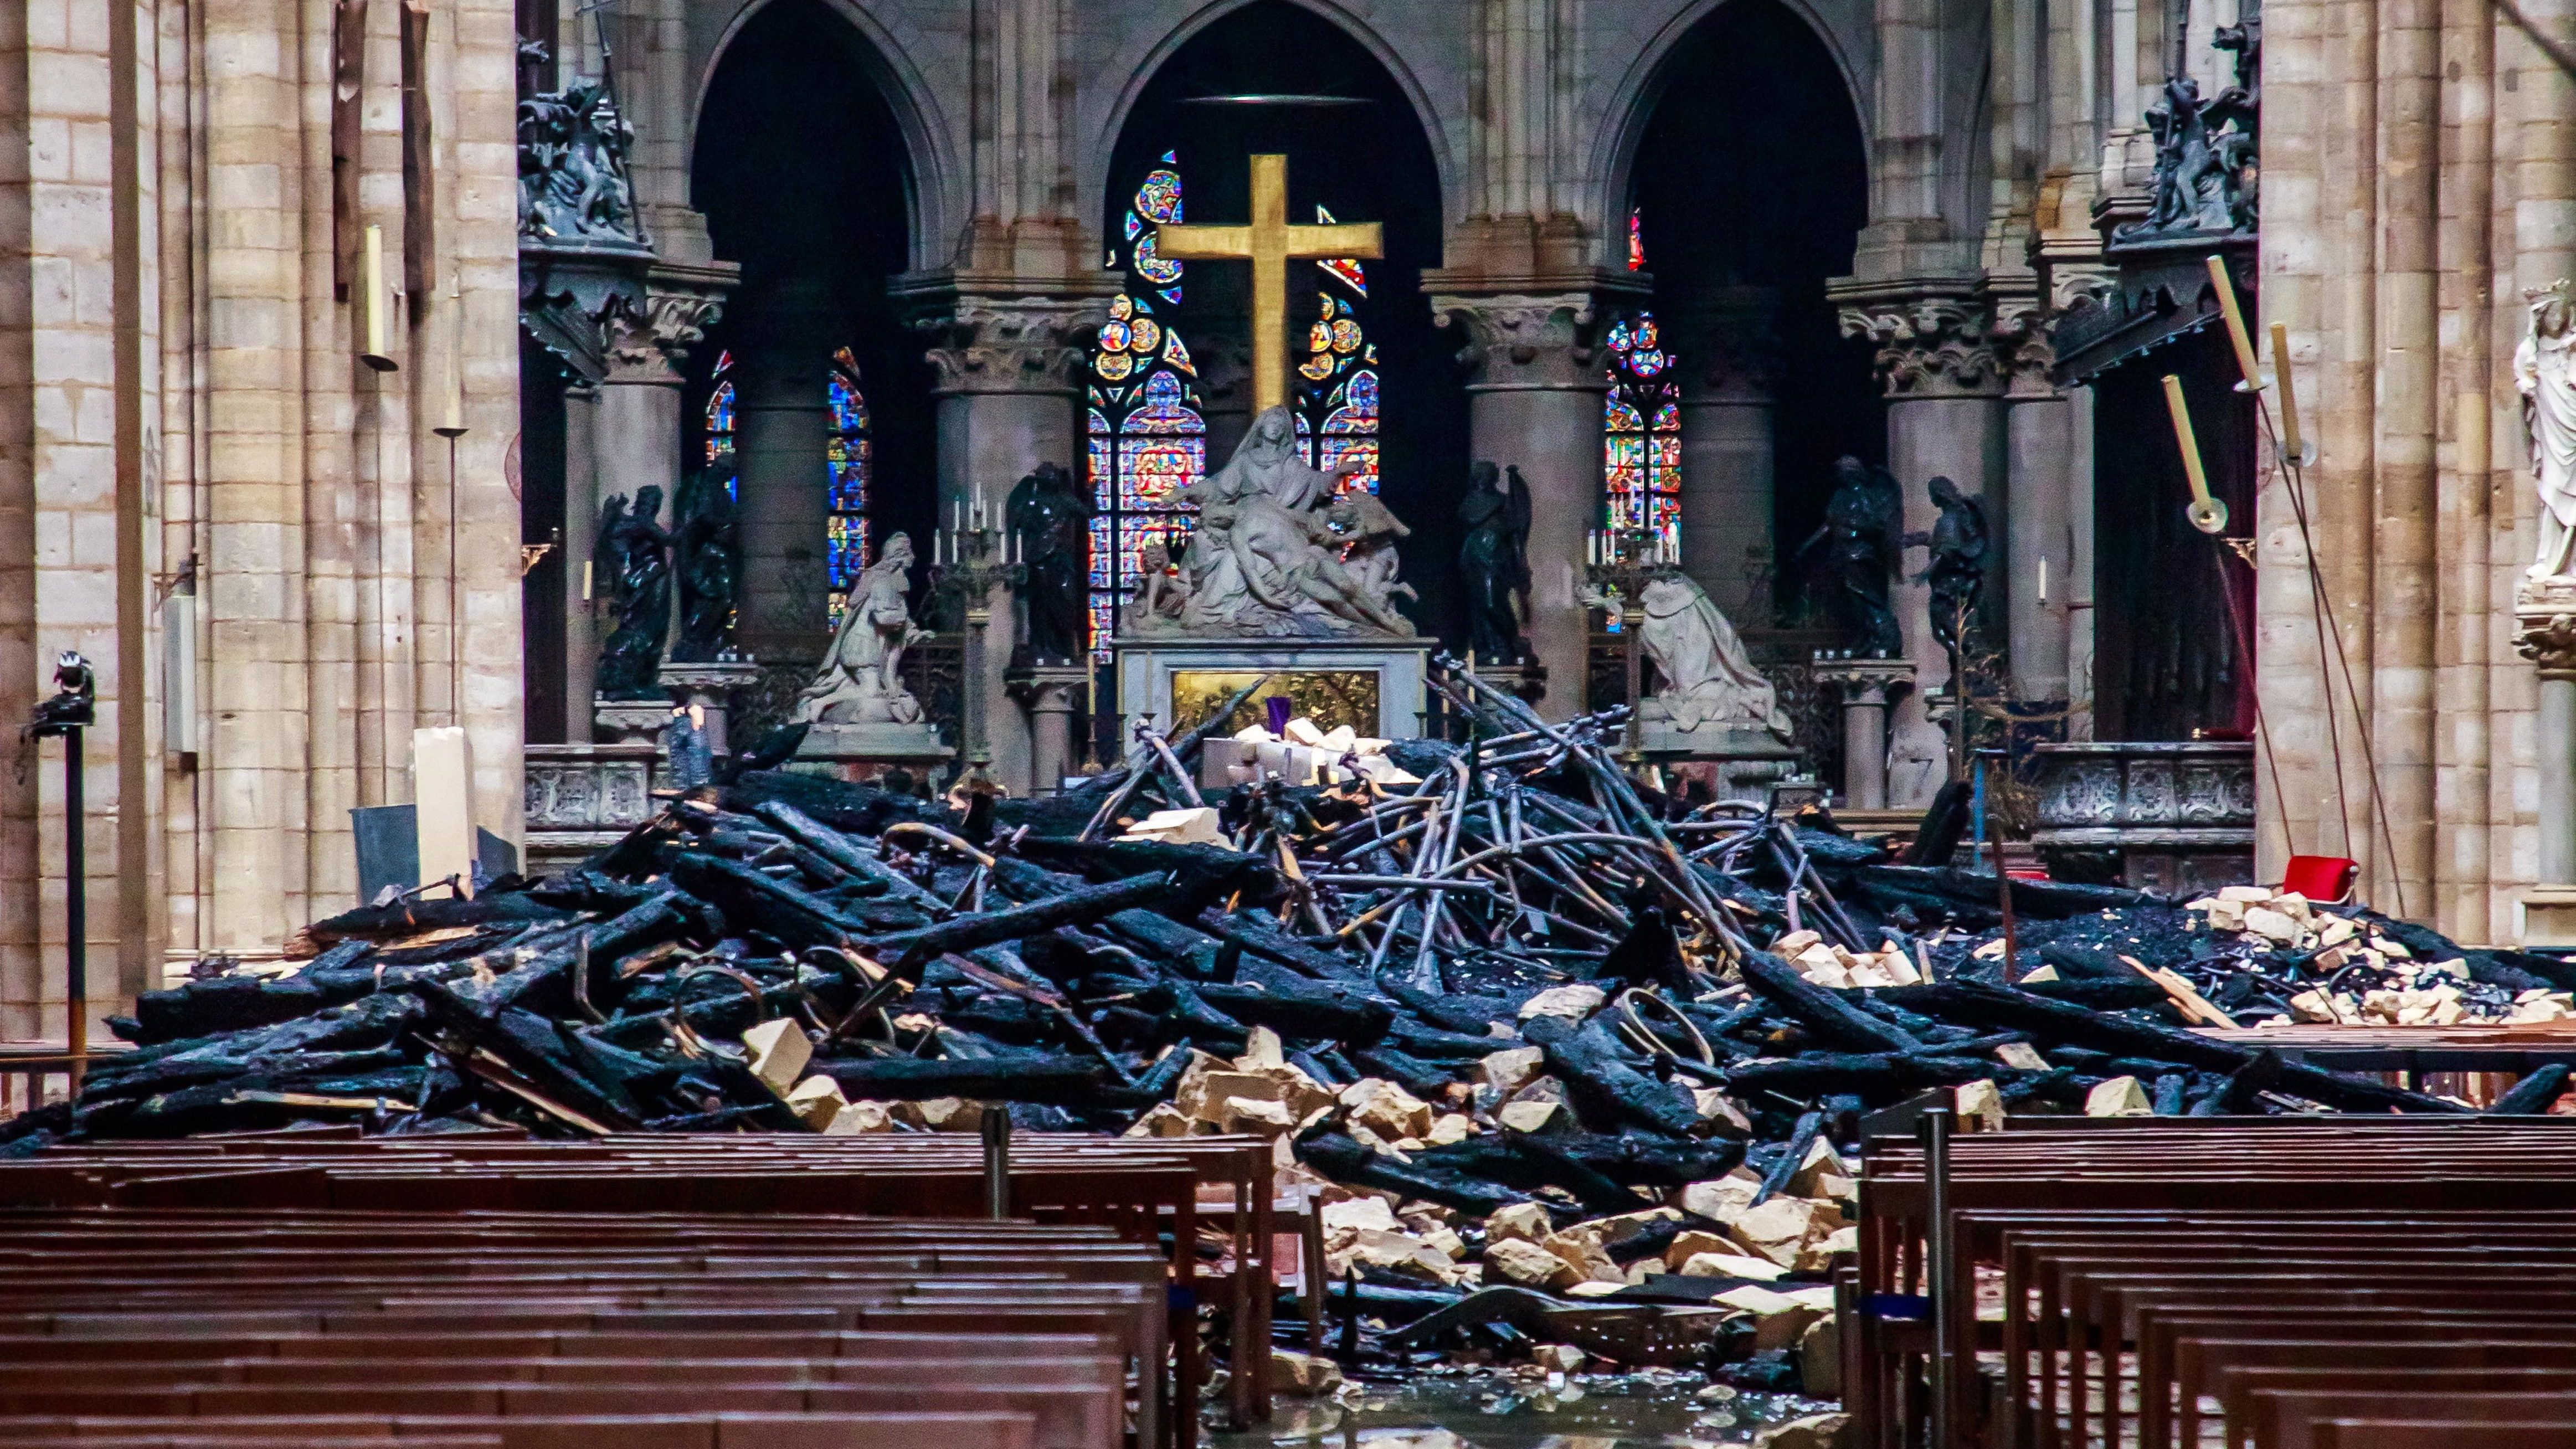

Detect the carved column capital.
[
  {"left": 598, "top": 263, "right": 736, "bottom": 386},
  {"left": 1665, "top": 285, "right": 1782, "bottom": 403},
  {"left": 1990, "top": 292, "right": 2061, "bottom": 399},
  {"left": 1430, "top": 292, "right": 1612, "bottom": 392},
  {"left": 1832, "top": 279, "right": 2008, "bottom": 399},
  {"left": 2518, "top": 578, "right": 2576, "bottom": 680},
  {"left": 892, "top": 274, "right": 1117, "bottom": 397}
]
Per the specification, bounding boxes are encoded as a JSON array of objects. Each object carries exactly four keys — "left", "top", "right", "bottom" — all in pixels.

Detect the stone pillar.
[
  {"left": 1999, "top": 301, "right": 2073, "bottom": 703},
  {"left": 1813, "top": 657, "right": 1917, "bottom": 810},
  {"left": 1835, "top": 280, "right": 2008, "bottom": 805},
  {"left": 1668, "top": 287, "right": 1780, "bottom": 622},
  {"left": 1010, "top": 663, "right": 1091, "bottom": 795},
  {"left": 561, "top": 383, "right": 602, "bottom": 734},
  {"left": 1429, "top": 292, "right": 1620, "bottom": 720},
  {"left": 733, "top": 279, "right": 836, "bottom": 665},
  {"left": 905, "top": 287, "right": 1109, "bottom": 790},
  {"left": 2517, "top": 584, "right": 2576, "bottom": 944}
]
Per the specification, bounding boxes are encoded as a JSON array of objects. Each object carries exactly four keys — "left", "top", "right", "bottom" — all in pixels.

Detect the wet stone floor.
[{"left": 1214, "top": 1366, "right": 1833, "bottom": 1448}]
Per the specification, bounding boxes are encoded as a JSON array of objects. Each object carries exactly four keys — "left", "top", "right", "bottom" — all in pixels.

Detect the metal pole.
[
  {"left": 1918, "top": 1103, "right": 1956, "bottom": 1449},
  {"left": 63, "top": 724, "right": 85, "bottom": 1073},
  {"left": 1622, "top": 598, "right": 1646, "bottom": 763},
  {"left": 980, "top": 1106, "right": 1012, "bottom": 1219}
]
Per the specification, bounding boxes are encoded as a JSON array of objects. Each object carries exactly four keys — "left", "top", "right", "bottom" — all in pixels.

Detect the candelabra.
[
  {"left": 931, "top": 494, "right": 1025, "bottom": 779},
  {"left": 1581, "top": 523, "right": 1682, "bottom": 765}
]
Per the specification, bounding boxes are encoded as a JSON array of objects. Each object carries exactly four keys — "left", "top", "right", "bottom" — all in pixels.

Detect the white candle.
[{"left": 2038, "top": 555, "right": 2049, "bottom": 604}]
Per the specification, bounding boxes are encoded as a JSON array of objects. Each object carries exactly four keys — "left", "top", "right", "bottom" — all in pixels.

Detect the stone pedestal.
[
  {"left": 792, "top": 722, "right": 954, "bottom": 784},
  {"left": 2028, "top": 741, "right": 2256, "bottom": 895},
  {"left": 1638, "top": 721, "right": 1801, "bottom": 806},
  {"left": 657, "top": 657, "right": 760, "bottom": 756},
  {"left": 1813, "top": 655, "right": 1916, "bottom": 810},
  {"left": 1008, "top": 662, "right": 1091, "bottom": 795},
  {"left": 2514, "top": 578, "right": 2576, "bottom": 943},
  {"left": 1114, "top": 636, "right": 1430, "bottom": 742},
  {"left": 592, "top": 697, "right": 670, "bottom": 747}
]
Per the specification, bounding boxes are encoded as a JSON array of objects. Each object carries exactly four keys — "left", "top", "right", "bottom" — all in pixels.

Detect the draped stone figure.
[
  {"left": 594, "top": 485, "right": 673, "bottom": 697},
  {"left": 1458, "top": 461, "right": 1533, "bottom": 664},
  {"left": 1149, "top": 404, "right": 1415, "bottom": 639},
  {"left": 1007, "top": 461, "right": 1091, "bottom": 662},
  {"left": 1629, "top": 574, "right": 1793, "bottom": 739},
  {"left": 791, "top": 532, "right": 927, "bottom": 725},
  {"left": 2521, "top": 284, "right": 2576, "bottom": 580}
]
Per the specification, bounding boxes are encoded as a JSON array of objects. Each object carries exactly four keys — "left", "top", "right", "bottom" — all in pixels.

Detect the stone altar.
[
  {"left": 1119, "top": 637, "right": 1428, "bottom": 742},
  {"left": 1114, "top": 403, "right": 1426, "bottom": 742}
]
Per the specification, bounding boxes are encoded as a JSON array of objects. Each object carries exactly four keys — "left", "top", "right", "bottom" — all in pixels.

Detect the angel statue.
[
  {"left": 1457, "top": 461, "right": 1533, "bottom": 665},
  {"left": 2520, "top": 281, "right": 2576, "bottom": 579},
  {"left": 790, "top": 532, "right": 928, "bottom": 726},
  {"left": 594, "top": 486, "right": 673, "bottom": 697}
]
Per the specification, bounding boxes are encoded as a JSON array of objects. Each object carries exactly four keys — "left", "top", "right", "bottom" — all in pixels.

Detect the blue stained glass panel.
[{"left": 1088, "top": 515, "right": 1115, "bottom": 589}]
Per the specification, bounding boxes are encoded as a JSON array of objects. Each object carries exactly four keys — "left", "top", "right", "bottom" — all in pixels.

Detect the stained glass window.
[
  {"left": 705, "top": 350, "right": 737, "bottom": 467},
  {"left": 1603, "top": 312, "right": 1680, "bottom": 553},
  {"left": 1294, "top": 218, "right": 1379, "bottom": 494},
  {"left": 826, "top": 348, "right": 870, "bottom": 625},
  {"left": 1087, "top": 155, "right": 1206, "bottom": 656}
]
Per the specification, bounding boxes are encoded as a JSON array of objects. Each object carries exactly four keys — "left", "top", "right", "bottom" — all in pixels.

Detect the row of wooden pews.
[
  {"left": 0, "top": 1127, "right": 1281, "bottom": 1448},
  {"left": 1852, "top": 1114, "right": 2576, "bottom": 1449}
]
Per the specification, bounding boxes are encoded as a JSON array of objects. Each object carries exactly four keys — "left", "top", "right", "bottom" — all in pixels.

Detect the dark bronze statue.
[
  {"left": 595, "top": 484, "right": 673, "bottom": 697},
  {"left": 671, "top": 470, "right": 738, "bottom": 662},
  {"left": 1907, "top": 475, "right": 1991, "bottom": 657},
  {"left": 1797, "top": 456, "right": 1904, "bottom": 658},
  {"left": 1007, "top": 460, "right": 1091, "bottom": 664},
  {"left": 2116, "top": 12, "right": 2258, "bottom": 240},
  {"left": 1456, "top": 461, "right": 1533, "bottom": 665}
]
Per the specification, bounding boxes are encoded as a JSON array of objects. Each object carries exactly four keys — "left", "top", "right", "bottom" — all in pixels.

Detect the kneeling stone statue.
[
  {"left": 791, "top": 532, "right": 928, "bottom": 726},
  {"left": 1587, "top": 572, "right": 1792, "bottom": 743}
]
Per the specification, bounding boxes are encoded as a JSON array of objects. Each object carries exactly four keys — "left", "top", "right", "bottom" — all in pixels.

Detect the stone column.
[
  {"left": 1009, "top": 664, "right": 1090, "bottom": 795},
  {"left": 904, "top": 286, "right": 1109, "bottom": 791},
  {"left": 1813, "top": 657, "right": 1917, "bottom": 810},
  {"left": 733, "top": 279, "right": 836, "bottom": 665},
  {"left": 2517, "top": 583, "right": 2576, "bottom": 943},
  {"left": 1999, "top": 299, "right": 2073, "bottom": 703},
  {"left": 1668, "top": 287, "right": 1781, "bottom": 622},
  {"left": 1835, "top": 280, "right": 2008, "bottom": 805},
  {"left": 1428, "top": 292, "right": 1619, "bottom": 720},
  {"left": 561, "top": 383, "right": 603, "bottom": 735}
]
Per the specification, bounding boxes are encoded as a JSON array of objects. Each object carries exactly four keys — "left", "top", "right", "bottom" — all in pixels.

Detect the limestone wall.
[
  {"left": 0, "top": 0, "right": 523, "bottom": 1034},
  {"left": 2259, "top": 0, "right": 2569, "bottom": 941}
]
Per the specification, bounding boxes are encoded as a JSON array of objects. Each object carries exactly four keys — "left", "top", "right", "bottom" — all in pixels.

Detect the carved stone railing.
[
  {"left": 523, "top": 743, "right": 662, "bottom": 876},
  {"left": 2029, "top": 740, "right": 2255, "bottom": 895}
]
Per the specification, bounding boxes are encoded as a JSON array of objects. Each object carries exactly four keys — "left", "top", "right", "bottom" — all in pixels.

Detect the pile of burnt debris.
[{"left": 8, "top": 663, "right": 2573, "bottom": 1383}]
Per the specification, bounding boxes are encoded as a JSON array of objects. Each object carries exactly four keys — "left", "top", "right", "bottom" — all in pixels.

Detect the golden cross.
[{"left": 1154, "top": 153, "right": 1382, "bottom": 414}]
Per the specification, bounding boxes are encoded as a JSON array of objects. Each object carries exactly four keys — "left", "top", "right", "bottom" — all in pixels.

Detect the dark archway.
[
  {"left": 1627, "top": 0, "right": 1878, "bottom": 623},
  {"left": 691, "top": 0, "right": 934, "bottom": 691},
  {"left": 1096, "top": 1, "right": 1463, "bottom": 659}
]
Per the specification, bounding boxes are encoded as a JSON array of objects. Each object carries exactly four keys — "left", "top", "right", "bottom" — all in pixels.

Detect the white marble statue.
[
  {"left": 1148, "top": 405, "right": 1415, "bottom": 640},
  {"left": 791, "top": 531, "right": 928, "bottom": 725},
  {"left": 1588, "top": 572, "right": 1792, "bottom": 740},
  {"left": 2520, "top": 283, "right": 2576, "bottom": 580}
]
